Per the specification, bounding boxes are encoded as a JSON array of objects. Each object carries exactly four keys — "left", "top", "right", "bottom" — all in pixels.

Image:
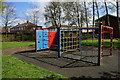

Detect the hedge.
[{"left": 1, "top": 32, "right": 35, "bottom": 42}]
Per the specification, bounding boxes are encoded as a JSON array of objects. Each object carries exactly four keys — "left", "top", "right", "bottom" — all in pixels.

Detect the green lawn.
[
  {"left": 1, "top": 40, "right": 119, "bottom": 79},
  {"left": 2, "top": 55, "right": 64, "bottom": 79},
  {"left": 82, "top": 40, "right": 120, "bottom": 48},
  {"left": 1, "top": 42, "right": 35, "bottom": 49},
  {"left": 1, "top": 40, "right": 120, "bottom": 50}
]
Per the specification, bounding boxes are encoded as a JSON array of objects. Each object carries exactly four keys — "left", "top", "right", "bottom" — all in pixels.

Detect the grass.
[
  {"left": 82, "top": 40, "right": 120, "bottom": 48},
  {"left": 1, "top": 42, "right": 35, "bottom": 49},
  {"left": 1, "top": 39, "right": 120, "bottom": 50},
  {"left": 1, "top": 40, "right": 119, "bottom": 79},
  {"left": 2, "top": 55, "right": 64, "bottom": 79}
]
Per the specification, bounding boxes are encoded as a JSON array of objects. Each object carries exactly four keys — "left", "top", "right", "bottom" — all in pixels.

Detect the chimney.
[
  {"left": 18, "top": 23, "right": 20, "bottom": 25},
  {"left": 27, "top": 20, "right": 29, "bottom": 23}
]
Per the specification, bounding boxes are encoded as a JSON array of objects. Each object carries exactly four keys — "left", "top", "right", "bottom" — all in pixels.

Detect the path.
[
  {"left": 12, "top": 49, "right": 120, "bottom": 78},
  {"left": 2, "top": 46, "right": 120, "bottom": 78},
  {"left": 2, "top": 46, "right": 35, "bottom": 55}
]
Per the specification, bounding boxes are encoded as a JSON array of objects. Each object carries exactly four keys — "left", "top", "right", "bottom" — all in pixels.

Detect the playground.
[
  {"left": 2, "top": 24, "right": 120, "bottom": 78},
  {"left": 35, "top": 24, "right": 113, "bottom": 66},
  {"left": 10, "top": 24, "right": 119, "bottom": 78},
  {"left": 1, "top": 1, "right": 120, "bottom": 79}
]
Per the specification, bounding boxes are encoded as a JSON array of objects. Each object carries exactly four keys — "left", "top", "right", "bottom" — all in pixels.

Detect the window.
[
  {"left": 102, "top": 21, "right": 105, "bottom": 25},
  {"left": 21, "top": 27, "right": 23, "bottom": 30},
  {"left": 33, "top": 27, "right": 35, "bottom": 30}
]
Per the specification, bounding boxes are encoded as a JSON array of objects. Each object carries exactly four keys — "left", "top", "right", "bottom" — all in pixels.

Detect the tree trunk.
[
  {"left": 76, "top": 2, "right": 80, "bottom": 27},
  {"left": 50, "top": 8, "right": 58, "bottom": 27},
  {"left": 95, "top": 2, "right": 99, "bottom": 19},
  {"left": 104, "top": 2, "right": 110, "bottom": 26},
  {"left": 80, "top": 2, "right": 83, "bottom": 27},
  {"left": 93, "top": 2, "right": 95, "bottom": 26},
  {"left": 80, "top": 11, "right": 83, "bottom": 27},
  {"left": 58, "top": 6, "right": 61, "bottom": 27},
  {"left": 84, "top": 2, "right": 88, "bottom": 27},
  {"left": 5, "top": 22, "right": 8, "bottom": 41},
  {"left": 117, "top": 1, "right": 120, "bottom": 38}
]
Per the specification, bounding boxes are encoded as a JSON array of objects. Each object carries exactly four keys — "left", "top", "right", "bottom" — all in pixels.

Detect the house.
[
  {"left": 95, "top": 14, "right": 120, "bottom": 38},
  {"left": 0, "top": 27, "right": 6, "bottom": 33},
  {"left": 0, "top": 26, "right": 12, "bottom": 33},
  {"left": 10, "top": 21, "right": 42, "bottom": 32}
]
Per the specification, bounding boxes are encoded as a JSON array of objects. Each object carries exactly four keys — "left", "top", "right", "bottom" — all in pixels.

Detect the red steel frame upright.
[{"left": 101, "top": 25, "right": 113, "bottom": 57}]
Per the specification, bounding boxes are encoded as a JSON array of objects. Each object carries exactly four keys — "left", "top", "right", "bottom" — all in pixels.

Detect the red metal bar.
[
  {"left": 110, "top": 29, "right": 113, "bottom": 55},
  {"left": 101, "top": 32, "right": 104, "bottom": 57}
]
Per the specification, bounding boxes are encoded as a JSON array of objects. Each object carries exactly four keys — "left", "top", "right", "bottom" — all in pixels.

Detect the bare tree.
[
  {"left": 100, "top": 0, "right": 116, "bottom": 26},
  {"left": 25, "top": 4, "right": 41, "bottom": 26},
  {"left": 1, "top": 3, "right": 16, "bottom": 32},
  {"left": 44, "top": 2, "right": 62, "bottom": 27},
  {"left": 62, "top": 2, "right": 90, "bottom": 27},
  {"left": 62, "top": 2, "right": 77, "bottom": 26}
]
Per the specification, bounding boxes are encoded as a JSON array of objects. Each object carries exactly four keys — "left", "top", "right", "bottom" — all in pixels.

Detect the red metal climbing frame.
[{"left": 101, "top": 25, "right": 113, "bottom": 57}]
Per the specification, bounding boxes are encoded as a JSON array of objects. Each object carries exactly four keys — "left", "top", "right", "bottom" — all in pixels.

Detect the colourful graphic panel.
[
  {"left": 36, "top": 30, "right": 43, "bottom": 50},
  {"left": 48, "top": 31, "right": 57, "bottom": 48},
  {"left": 42, "top": 30, "right": 48, "bottom": 49}
]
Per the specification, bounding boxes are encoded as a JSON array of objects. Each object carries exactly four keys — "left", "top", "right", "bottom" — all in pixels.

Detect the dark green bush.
[{"left": 1, "top": 32, "right": 35, "bottom": 42}]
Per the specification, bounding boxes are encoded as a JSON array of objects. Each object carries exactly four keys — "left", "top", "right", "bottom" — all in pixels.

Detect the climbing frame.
[{"left": 35, "top": 24, "right": 113, "bottom": 66}]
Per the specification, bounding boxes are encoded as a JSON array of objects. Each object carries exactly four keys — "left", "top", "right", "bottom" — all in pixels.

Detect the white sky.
[
  {"left": 1, "top": 0, "right": 119, "bottom": 27},
  {"left": 5, "top": 0, "right": 119, "bottom": 2}
]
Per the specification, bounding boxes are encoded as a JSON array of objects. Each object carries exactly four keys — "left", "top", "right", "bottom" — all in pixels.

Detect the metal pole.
[
  {"left": 58, "top": 27, "right": 61, "bottom": 58},
  {"left": 35, "top": 29, "right": 37, "bottom": 53},
  {"left": 98, "top": 23, "right": 102, "bottom": 66}
]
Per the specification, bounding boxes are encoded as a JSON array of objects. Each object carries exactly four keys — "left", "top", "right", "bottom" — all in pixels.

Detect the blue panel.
[
  {"left": 43, "top": 41, "right": 48, "bottom": 49},
  {"left": 37, "top": 39, "right": 43, "bottom": 50},
  {"left": 36, "top": 30, "right": 49, "bottom": 50},
  {"left": 43, "top": 30, "right": 48, "bottom": 37},
  {"left": 43, "top": 37, "right": 48, "bottom": 49},
  {"left": 37, "top": 43, "right": 41, "bottom": 50},
  {"left": 37, "top": 30, "right": 43, "bottom": 40},
  {"left": 36, "top": 30, "right": 43, "bottom": 50},
  {"left": 42, "top": 30, "right": 48, "bottom": 49},
  {"left": 43, "top": 36, "right": 48, "bottom": 40}
]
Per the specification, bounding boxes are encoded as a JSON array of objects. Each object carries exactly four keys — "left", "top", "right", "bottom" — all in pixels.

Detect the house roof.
[
  {"left": 2, "top": 26, "right": 12, "bottom": 29},
  {"left": 95, "top": 14, "right": 120, "bottom": 21},
  {"left": 12, "top": 21, "right": 37, "bottom": 28}
]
